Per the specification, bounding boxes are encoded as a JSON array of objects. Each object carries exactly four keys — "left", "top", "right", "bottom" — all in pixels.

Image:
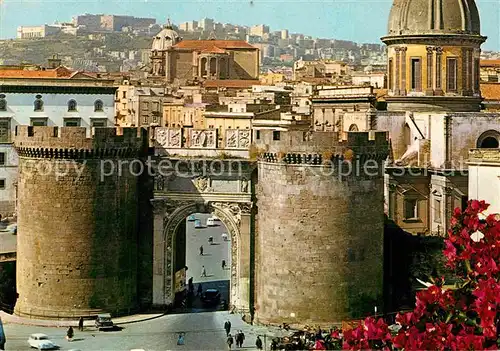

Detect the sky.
[{"left": 0, "top": 0, "right": 499, "bottom": 50}]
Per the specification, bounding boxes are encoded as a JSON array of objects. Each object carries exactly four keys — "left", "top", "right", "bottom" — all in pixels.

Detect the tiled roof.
[
  {"left": 0, "top": 66, "right": 73, "bottom": 78},
  {"left": 200, "top": 45, "right": 227, "bottom": 54},
  {"left": 480, "top": 83, "right": 500, "bottom": 100},
  {"left": 480, "top": 60, "right": 500, "bottom": 67},
  {"left": 203, "top": 80, "right": 260, "bottom": 88},
  {"left": 173, "top": 40, "right": 256, "bottom": 50}
]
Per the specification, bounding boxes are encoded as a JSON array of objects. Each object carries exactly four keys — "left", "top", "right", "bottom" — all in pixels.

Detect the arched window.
[
  {"left": 34, "top": 95, "right": 44, "bottom": 112},
  {"left": 94, "top": 100, "right": 103, "bottom": 112},
  {"left": 477, "top": 130, "right": 500, "bottom": 148},
  {"left": 0, "top": 94, "right": 6, "bottom": 111},
  {"left": 68, "top": 99, "right": 77, "bottom": 112},
  {"left": 348, "top": 124, "right": 359, "bottom": 131}
]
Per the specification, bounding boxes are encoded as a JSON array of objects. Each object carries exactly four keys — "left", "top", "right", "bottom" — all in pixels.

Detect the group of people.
[
  {"left": 224, "top": 320, "right": 264, "bottom": 350},
  {"left": 65, "top": 317, "right": 86, "bottom": 341},
  {"left": 270, "top": 326, "right": 344, "bottom": 350}
]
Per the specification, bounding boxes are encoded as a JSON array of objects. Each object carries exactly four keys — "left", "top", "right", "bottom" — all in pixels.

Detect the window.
[
  {"left": 426, "top": 49, "right": 433, "bottom": 90},
  {"left": 30, "top": 118, "right": 47, "bottom": 126},
  {"left": 461, "top": 196, "right": 468, "bottom": 211},
  {"left": 34, "top": 97, "right": 44, "bottom": 112},
  {"left": 446, "top": 58, "right": 458, "bottom": 92},
  {"left": 410, "top": 58, "right": 422, "bottom": 91},
  {"left": 479, "top": 137, "right": 499, "bottom": 148},
  {"left": 0, "top": 152, "right": 5, "bottom": 166},
  {"left": 388, "top": 59, "right": 393, "bottom": 90},
  {"left": 142, "top": 102, "right": 149, "bottom": 110},
  {"left": 404, "top": 198, "right": 419, "bottom": 220},
  {"left": 152, "top": 102, "right": 159, "bottom": 111},
  {"left": 91, "top": 120, "right": 106, "bottom": 127},
  {"left": 0, "top": 95, "right": 6, "bottom": 111},
  {"left": 143, "top": 116, "right": 148, "bottom": 124},
  {"left": 349, "top": 124, "right": 359, "bottom": 131},
  {"left": 434, "top": 198, "right": 441, "bottom": 222},
  {"left": 67, "top": 99, "right": 77, "bottom": 112},
  {"left": 122, "top": 91, "right": 126, "bottom": 99},
  {"left": 0, "top": 121, "right": 9, "bottom": 143},
  {"left": 64, "top": 119, "right": 81, "bottom": 127},
  {"left": 256, "top": 130, "right": 260, "bottom": 140},
  {"left": 0, "top": 179, "right": 5, "bottom": 190},
  {"left": 94, "top": 100, "right": 103, "bottom": 112},
  {"left": 273, "top": 131, "right": 280, "bottom": 141},
  {"left": 477, "top": 130, "right": 500, "bottom": 148}
]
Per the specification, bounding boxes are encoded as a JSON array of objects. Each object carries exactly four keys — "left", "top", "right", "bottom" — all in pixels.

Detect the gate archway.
[{"left": 152, "top": 199, "right": 252, "bottom": 313}]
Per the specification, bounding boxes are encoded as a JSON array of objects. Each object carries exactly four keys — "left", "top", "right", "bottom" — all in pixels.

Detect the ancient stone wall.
[
  {"left": 13, "top": 126, "right": 145, "bottom": 319},
  {"left": 255, "top": 130, "right": 389, "bottom": 326}
]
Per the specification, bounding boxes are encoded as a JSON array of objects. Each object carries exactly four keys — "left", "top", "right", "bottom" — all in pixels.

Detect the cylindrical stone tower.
[
  {"left": 255, "top": 130, "right": 389, "bottom": 326},
  {"left": 14, "top": 126, "right": 145, "bottom": 319}
]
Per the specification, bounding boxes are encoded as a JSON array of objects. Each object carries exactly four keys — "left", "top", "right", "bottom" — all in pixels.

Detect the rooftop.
[{"left": 173, "top": 40, "right": 256, "bottom": 50}]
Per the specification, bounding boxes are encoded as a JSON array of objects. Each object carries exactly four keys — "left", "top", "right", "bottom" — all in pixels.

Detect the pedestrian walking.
[
  {"left": 201, "top": 265, "right": 207, "bottom": 277},
  {"left": 177, "top": 332, "right": 185, "bottom": 345},
  {"left": 224, "top": 320, "right": 232, "bottom": 336},
  {"left": 208, "top": 236, "right": 213, "bottom": 245},
  {"left": 239, "top": 331, "right": 245, "bottom": 347},
  {"left": 197, "top": 283, "right": 203, "bottom": 297},
  {"left": 227, "top": 334, "right": 234, "bottom": 350},
  {"left": 256, "top": 336, "right": 263, "bottom": 350},
  {"left": 199, "top": 245, "right": 204, "bottom": 256},
  {"left": 66, "top": 326, "right": 74, "bottom": 341},
  {"left": 235, "top": 332, "right": 241, "bottom": 347},
  {"left": 78, "top": 316, "right": 84, "bottom": 331},
  {"left": 222, "top": 259, "right": 226, "bottom": 270}
]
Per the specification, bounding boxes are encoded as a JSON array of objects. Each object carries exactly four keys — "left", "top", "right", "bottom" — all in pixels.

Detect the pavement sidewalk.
[{"left": 0, "top": 310, "right": 164, "bottom": 327}]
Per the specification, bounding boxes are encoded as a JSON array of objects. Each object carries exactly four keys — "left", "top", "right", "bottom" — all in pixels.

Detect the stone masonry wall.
[
  {"left": 14, "top": 126, "right": 143, "bottom": 319},
  {"left": 256, "top": 162, "right": 385, "bottom": 326},
  {"left": 254, "top": 130, "right": 388, "bottom": 326}
]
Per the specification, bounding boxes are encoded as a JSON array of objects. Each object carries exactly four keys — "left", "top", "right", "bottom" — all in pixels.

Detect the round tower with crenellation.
[
  {"left": 254, "top": 130, "right": 389, "bottom": 326},
  {"left": 13, "top": 126, "right": 146, "bottom": 319}
]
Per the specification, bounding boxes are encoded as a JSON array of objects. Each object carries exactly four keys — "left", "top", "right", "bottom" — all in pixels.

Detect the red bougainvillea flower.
[{"left": 344, "top": 200, "right": 500, "bottom": 350}]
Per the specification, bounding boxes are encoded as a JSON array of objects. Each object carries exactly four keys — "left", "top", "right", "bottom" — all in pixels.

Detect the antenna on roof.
[
  {"left": 165, "top": 18, "right": 173, "bottom": 29},
  {"left": 208, "top": 30, "right": 217, "bottom": 40}
]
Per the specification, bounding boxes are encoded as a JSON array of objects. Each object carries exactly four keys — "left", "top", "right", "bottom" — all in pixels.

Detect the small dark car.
[
  {"left": 201, "top": 289, "right": 221, "bottom": 306},
  {"left": 95, "top": 313, "right": 114, "bottom": 331}
]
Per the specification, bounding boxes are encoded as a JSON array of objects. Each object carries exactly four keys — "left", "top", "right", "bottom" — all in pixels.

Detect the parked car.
[
  {"left": 187, "top": 215, "right": 196, "bottom": 222},
  {"left": 194, "top": 219, "right": 202, "bottom": 228},
  {"left": 206, "top": 218, "right": 216, "bottom": 227},
  {"left": 209, "top": 215, "right": 220, "bottom": 221},
  {"left": 95, "top": 313, "right": 114, "bottom": 331},
  {"left": 201, "top": 288, "right": 221, "bottom": 306},
  {"left": 6, "top": 223, "right": 16, "bottom": 235},
  {"left": 27, "top": 333, "right": 58, "bottom": 350}
]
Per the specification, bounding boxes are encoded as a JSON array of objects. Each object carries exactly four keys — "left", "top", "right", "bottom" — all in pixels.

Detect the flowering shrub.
[{"left": 343, "top": 200, "right": 500, "bottom": 350}]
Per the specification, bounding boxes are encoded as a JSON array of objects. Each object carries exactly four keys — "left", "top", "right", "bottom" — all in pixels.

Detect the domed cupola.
[
  {"left": 386, "top": 0, "right": 481, "bottom": 37},
  {"left": 151, "top": 20, "right": 181, "bottom": 52},
  {"left": 382, "top": 0, "right": 487, "bottom": 112}
]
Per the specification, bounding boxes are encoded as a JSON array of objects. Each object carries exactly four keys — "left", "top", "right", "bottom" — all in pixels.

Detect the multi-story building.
[
  {"left": 0, "top": 65, "right": 116, "bottom": 214},
  {"left": 249, "top": 24, "right": 270, "bottom": 38},
  {"left": 16, "top": 25, "right": 61, "bottom": 39},
  {"left": 150, "top": 23, "right": 260, "bottom": 85}
]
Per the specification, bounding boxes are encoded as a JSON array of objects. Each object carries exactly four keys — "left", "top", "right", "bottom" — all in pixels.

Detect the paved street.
[
  {"left": 185, "top": 213, "right": 230, "bottom": 306},
  {"left": 2, "top": 311, "right": 285, "bottom": 351}
]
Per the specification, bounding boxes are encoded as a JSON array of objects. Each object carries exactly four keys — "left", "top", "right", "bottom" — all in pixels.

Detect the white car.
[{"left": 28, "top": 333, "right": 58, "bottom": 350}]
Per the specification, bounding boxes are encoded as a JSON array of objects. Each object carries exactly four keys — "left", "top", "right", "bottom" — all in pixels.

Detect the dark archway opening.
[
  {"left": 172, "top": 213, "right": 231, "bottom": 313},
  {"left": 479, "top": 136, "right": 499, "bottom": 148}
]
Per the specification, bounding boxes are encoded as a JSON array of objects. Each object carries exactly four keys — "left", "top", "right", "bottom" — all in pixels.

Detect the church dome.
[
  {"left": 151, "top": 24, "right": 180, "bottom": 51},
  {"left": 386, "top": 0, "right": 481, "bottom": 36}
]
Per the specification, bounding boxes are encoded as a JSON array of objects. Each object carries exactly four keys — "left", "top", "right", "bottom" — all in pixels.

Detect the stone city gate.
[{"left": 150, "top": 158, "right": 254, "bottom": 313}]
